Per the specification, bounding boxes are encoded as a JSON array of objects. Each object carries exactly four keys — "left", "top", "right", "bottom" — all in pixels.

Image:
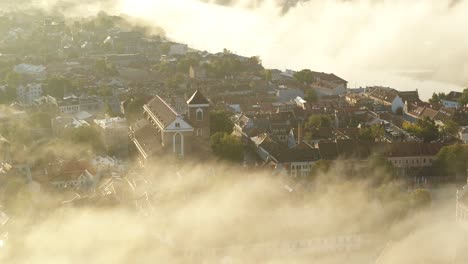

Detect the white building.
[
  {"left": 16, "top": 83, "right": 43, "bottom": 105},
  {"left": 169, "top": 43, "right": 188, "bottom": 56},
  {"left": 459, "top": 127, "right": 468, "bottom": 144}
]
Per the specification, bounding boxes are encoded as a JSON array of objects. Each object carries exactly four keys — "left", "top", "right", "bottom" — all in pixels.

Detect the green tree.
[
  {"left": 436, "top": 144, "right": 468, "bottom": 177},
  {"left": 104, "top": 102, "right": 116, "bottom": 117},
  {"left": 402, "top": 117, "right": 440, "bottom": 142},
  {"left": 305, "top": 115, "right": 332, "bottom": 128},
  {"left": 459, "top": 88, "right": 468, "bottom": 106},
  {"left": 95, "top": 59, "right": 118, "bottom": 76},
  {"left": 46, "top": 76, "right": 72, "bottom": 99},
  {"left": 210, "top": 132, "right": 243, "bottom": 162},
  {"left": 263, "top": 69, "right": 272, "bottom": 82},
  {"left": 210, "top": 111, "right": 233, "bottom": 135},
  {"left": 304, "top": 88, "right": 318, "bottom": 102},
  {"left": 443, "top": 120, "right": 460, "bottom": 136},
  {"left": 293, "top": 69, "right": 315, "bottom": 85},
  {"left": 125, "top": 96, "right": 146, "bottom": 122},
  {"left": 429, "top": 92, "right": 447, "bottom": 104}
]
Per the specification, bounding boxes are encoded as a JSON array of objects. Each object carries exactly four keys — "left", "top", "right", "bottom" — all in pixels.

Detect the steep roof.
[
  {"left": 375, "top": 142, "right": 444, "bottom": 157},
  {"left": 398, "top": 91, "right": 420, "bottom": 103},
  {"left": 187, "top": 90, "right": 209, "bottom": 105},
  {"left": 278, "top": 142, "right": 320, "bottom": 163},
  {"left": 310, "top": 71, "right": 347, "bottom": 84},
  {"left": 130, "top": 119, "right": 164, "bottom": 159},
  {"left": 368, "top": 87, "right": 398, "bottom": 104},
  {"left": 145, "top": 95, "right": 178, "bottom": 128}
]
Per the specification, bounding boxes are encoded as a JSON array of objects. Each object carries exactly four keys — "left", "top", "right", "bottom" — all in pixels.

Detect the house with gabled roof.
[
  {"left": 250, "top": 133, "right": 320, "bottom": 176},
  {"left": 366, "top": 86, "right": 405, "bottom": 113},
  {"left": 129, "top": 90, "right": 210, "bottom": 165}
]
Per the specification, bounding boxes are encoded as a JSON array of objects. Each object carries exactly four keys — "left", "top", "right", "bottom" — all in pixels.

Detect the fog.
[
  {"left": 112, "top": 0, "right": 467, "bottom": 99},
  {"left": 1, "top": 155, "right": 466, "bottom": 263}
]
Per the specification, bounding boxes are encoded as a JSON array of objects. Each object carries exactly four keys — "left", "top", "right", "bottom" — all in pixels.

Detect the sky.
[
  {"left": 4, "top": 0, "right": 468, "bottom": 99},
  {"left": 113, "top": 0, "right": 468, "bottom": 99}
]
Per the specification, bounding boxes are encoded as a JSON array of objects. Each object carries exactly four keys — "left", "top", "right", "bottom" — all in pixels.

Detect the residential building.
[
  {"left": 459, "top": 127, "right": 468, "bottom": 144},
  {"left": 309, "top": 71, "right": 348, "bottom": 96},
  {"left": 276, "top": 86, "right": 304, "bottom": 102},
  {"left": 366, "top": 86, "right": 404, "bottom": 113},
  {"left": 58, "top": 96, "right": 80, "bottom": 114},
  {"left": 105, "top": 54, "right": 148, "bottom": 67},
  {"left": 377, "top": 142, "right": 444, "bottom": 169},
  {"left": 51, "top": 116, "right": 90, "bottom": 137},
  {"left": 250, "top": 133, "right": 320, "bottom": 176},
  {"left": 169, "top": 43, "right": 188, "bottom": 56},
  {"left": 16, "top": 83, "right": 43, "bottom": 105},
  {"left": 441, "top": 91, "right": 463, "bottom": 108}
]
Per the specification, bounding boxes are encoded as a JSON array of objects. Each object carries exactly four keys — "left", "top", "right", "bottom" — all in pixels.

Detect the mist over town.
[{"left": 0, "top": 1, "right": 468, "bottom": 263}]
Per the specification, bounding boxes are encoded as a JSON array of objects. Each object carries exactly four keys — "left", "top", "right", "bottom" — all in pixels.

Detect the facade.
[
  {"left": 366, "top": 86, "right": 405, "bottom": 113},
  {"left": 58, "top": 96, "right": 80, "bottom": 114},
  {"left": 16, "top": 83, "right": 43, "bottom": 105},
  {"left": 186, "top": 90, "right": 211, "bottom": 138},
  {"left": 276, "top": 87, "right": 304, "bottom": 103},
  {"left": 250, "top": 133, "right": 320, "bottom": 177},
  {"left": 169, "top": 43, "right": 188, "bottom": 56},
  {"left": 441, "top": 91, "right": 462, "bottom": 108},
  {"left": 459, "top": 127, "right": 468, "bottom": 144},
  {"left": 309, "top": 71, "right": 348, "bottom": 96}
]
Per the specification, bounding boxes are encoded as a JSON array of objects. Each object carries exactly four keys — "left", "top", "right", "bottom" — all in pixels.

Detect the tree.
[
  {"left": 436, "top": 144, "right": 468, "bottom": 177},
  {"left": 263, "top": 69, "right": 272, "bottom": 82},
  {"left": 443, "top": 120, "right": 460, "bottom": 136},
  {"left": 95, "top": 59, "right": 118, "bottom": 76},
  {"left": 293, "top": 69, "right": 315, "bottom": 85},
  {"left": 46, "top": 76, "right": 72, "bottom": 99},
  {"left": 125, "top": 96, "right": 146, "bottom": 122},
  {"left": 210, "top": 111, "right": 233, "bottom": 135},
  {"left": 359, "top": 124, "right": 384, "bottom": 142},
  {"left": 210, "top": 132, "right": 243, "bottom": 162},
  {"left": 402, "top": 117, "right": 440, "bottom": 142},
  {"left": 459, "top": 88, "right": 468, "bottom": 106},
  {"left": 305, "top": 115, "right": 332, "bottom": 129},
  {"left": 304, "top": 88, "right": 318, "bottom": 102},
  {"left": 104, "top": 102, "right": 116, "bottom": 117},
  {"left": 429, "top": 92, "right": 447, "bottom": 104}
]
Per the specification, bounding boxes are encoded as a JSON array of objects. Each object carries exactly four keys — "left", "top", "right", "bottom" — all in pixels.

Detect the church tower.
[{"left": 186, "top": 90, "right": 210, "bottom": 138}]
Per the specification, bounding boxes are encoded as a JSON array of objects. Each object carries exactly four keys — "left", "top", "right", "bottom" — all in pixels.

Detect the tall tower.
[{"left": 186, "top": 90, "right": 210, "bottom": 138}]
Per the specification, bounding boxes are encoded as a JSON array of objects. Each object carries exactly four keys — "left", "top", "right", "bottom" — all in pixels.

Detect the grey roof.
[
  {"left": 187, "top": 90, "right": 209, "bottom": 105},
  {"left": 145, "top": 96, "right": 178, "bottom": 128}
]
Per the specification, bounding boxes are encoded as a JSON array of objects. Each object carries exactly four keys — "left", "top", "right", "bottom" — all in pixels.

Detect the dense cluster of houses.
[{"left": 0, "top": 10, "right": 467, "bottom": 226}]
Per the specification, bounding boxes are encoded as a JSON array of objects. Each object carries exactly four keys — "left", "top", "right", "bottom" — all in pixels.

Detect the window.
[
  {"left": 196, "top": 108, "right": 203, "bottom": 121},
  {"left": 175, "top": 123, "right": 180, "bottom": 128}
]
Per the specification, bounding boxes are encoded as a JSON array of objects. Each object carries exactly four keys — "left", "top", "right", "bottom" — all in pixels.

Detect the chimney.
[{"left": 298, "top": 121, "right": 303, "bottom": 144}]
